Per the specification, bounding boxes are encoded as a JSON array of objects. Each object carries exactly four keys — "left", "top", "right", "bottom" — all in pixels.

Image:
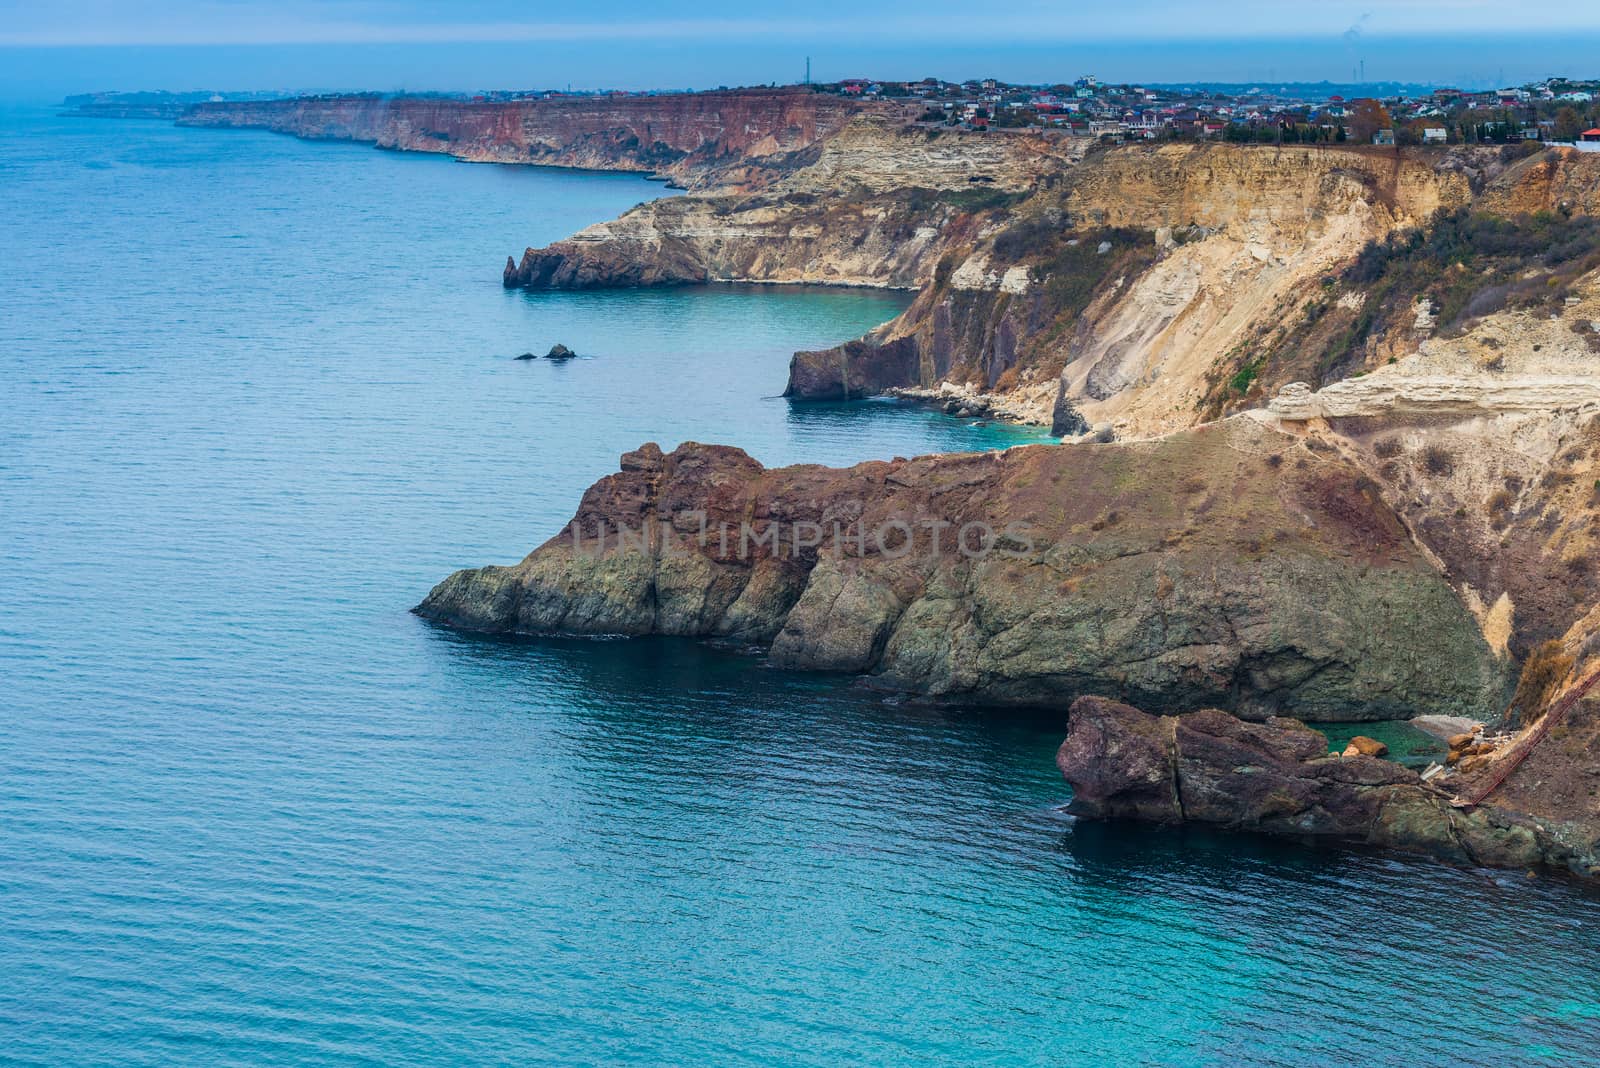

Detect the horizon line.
[{"left": 9, "top": 20, "right": 1600, "bottom": 50}]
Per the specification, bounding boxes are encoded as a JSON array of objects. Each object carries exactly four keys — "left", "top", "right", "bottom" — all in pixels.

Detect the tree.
[
  {"left": 1348, "top": 98, "right": 1393, "bottom": 143},
  {"left": 1555, "top": 106, "right": 1584, "bottom": 142}
]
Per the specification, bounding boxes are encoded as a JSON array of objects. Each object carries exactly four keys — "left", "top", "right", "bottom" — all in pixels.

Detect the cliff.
[
  {"left": 1057, "top": 695, "right": 1599, "bottom": 879},
  {"left": 502, "top": 135, "right": 1600, "bottom": 437},
  {"left": 177, "top": 89, "right": 886, "bottom": 189},
  {"left": 503, "top": 185, "right": 999, "bottom": 290},
  {"left": 416, "top": 418, "right": 1505, "bottom": 721},
  {"left": 500, "top": 119, "right": 1077, "bottom": 290},
  {"left": 784, "top": 143, "right": 1489, "bottom": 431}
]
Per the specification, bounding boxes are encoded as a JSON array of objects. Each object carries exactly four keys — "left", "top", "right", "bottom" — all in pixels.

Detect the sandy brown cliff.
[
  {"left": 503, "top": 133, "right": 1600, "bottom": 442},
  {"left": 177, "top": 89, "right": 886, "bottom": 189},
  {"left": 501, "top": 119, "right": 1078, "bottom": 290},
  {"left": 786, "top": 144, "right": 1600, "bottom": 435},
  {"left": 189, "top": 94, "right": 1600, "bottom": 445}
]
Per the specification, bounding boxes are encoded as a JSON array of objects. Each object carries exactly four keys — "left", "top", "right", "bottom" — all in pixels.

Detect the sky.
[{"left": 4, "top": 1, "right": 1600, "bottom": 99}]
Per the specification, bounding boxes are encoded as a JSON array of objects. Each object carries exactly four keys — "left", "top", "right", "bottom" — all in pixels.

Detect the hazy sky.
[{"left": 4, "top": 1, "right": 1600, "bottom": 97}]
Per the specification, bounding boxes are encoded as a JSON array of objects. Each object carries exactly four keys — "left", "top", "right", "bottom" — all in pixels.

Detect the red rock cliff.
[{"left": 176, "top": 89, "right": 889, "bottom": 187}]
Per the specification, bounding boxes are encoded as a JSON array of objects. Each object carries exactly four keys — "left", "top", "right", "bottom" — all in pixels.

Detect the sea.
[{"left": 3, "top": 105, "right": 1599, "bottom": 1066}]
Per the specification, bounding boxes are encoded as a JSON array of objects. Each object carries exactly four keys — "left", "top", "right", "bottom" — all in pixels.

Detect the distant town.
[
  {"left": 817, "top": 74, "right": 1600, "bottom": 147},
  {"left": 65, "top": 74, "right": 1600, "bottom": 148}
]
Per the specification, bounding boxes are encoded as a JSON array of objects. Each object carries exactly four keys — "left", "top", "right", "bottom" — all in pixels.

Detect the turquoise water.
[{"left": 4, "top": 107, "right": 1600, "bottom": 1066}]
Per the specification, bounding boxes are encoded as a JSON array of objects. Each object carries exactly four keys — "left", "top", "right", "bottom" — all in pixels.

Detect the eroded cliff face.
[
  {"left": 416, "top": 418, "right": 1506, "bottom": 721},
  {"left": 1257, "top": 274, "right": 1600, "bottom": 661},
  {"left": 177, "top": 89, "right": 884, "bottom": 189},
  {"left": 501, "top": 119, "right": 1073, "bottom": 290},
  {"left": 501, "top": 134, "right": 1600, "bottom": 440},
  {"left": 504, "top": 186, "right": 989, "bottom": 290},
  {"left": 791, "top": 144, "right": 1496, "bottom": 432}
]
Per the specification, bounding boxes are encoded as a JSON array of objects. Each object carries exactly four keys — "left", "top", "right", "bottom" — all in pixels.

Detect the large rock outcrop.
[
  {"left": 1057, "top": 695, "right": 1600, "bottom": 879},
  {"left": 417, "top": 418, "right": 1506, "bottom": 720}
]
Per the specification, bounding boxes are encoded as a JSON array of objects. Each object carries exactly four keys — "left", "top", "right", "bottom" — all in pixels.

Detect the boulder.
[
  {"left": 1412, "top": 715, "right": 1486, "bottom": 744},
  {"left": 1347, "top": 735, "right": 1390, "bottom": 758},
  {"left": 1057, "top": 695, "right": 1594, "bottom": 879},
  {"left": 1053, "top": 697, "right": 1180, "bottom": 822},
  {"left": 545, "top": 344, "right": 578, "bottom": 360},
  {"left": 786, "top": 337, "right": 921, "bottom": 401}
]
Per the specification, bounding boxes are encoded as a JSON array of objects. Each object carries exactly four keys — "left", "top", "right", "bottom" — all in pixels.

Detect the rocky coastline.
[
  {"left": 175, "top": 89, "right": 886, "bottom": 190},
  {"left": 416, "top": 419, "right": 1506, "bottom": 721},
  {"left": 499, "top": 127, "right": 1600, "bottom": 439},
  {"left": 1057, "top": 695, "right": 1600, "bottom": 880},
  {"left": 170, "top": 87, "right": 1600, "bottom": 881}
]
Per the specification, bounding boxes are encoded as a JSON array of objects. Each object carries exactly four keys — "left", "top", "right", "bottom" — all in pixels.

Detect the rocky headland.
[
  {"left": 176, "top": 89, "right": 888, "bottom": 190},
  {"left": 417, "top": 418, "right": 1505, "bottom": 721}
]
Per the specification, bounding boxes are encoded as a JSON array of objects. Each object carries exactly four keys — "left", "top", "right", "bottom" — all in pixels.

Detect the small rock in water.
[
  {"left": 514, "top": 352, "right": 537, "bottom": 360},
  {"left": 545, "top": 343, "right": 578, "bottom": 360}
]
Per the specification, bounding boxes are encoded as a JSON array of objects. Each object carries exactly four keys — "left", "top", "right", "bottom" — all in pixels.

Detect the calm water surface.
[{"left": 3, "top": 107, "right": 1599, "bottom": 1066}]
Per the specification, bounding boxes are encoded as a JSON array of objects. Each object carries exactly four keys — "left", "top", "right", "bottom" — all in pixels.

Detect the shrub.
[
  {"left": 1373, "top": 437, "right": 1402, "bottom": 459},
  {"left": 992, "top": 215, "right": 1062, "bottom": 261},
  {"left": 1499, "top": 139, "right": 1545, "bottom": 163},
  {"left": 1422, "top": 445, "right": 1455, "bottom": 476},
  {"left": 1034, "top": 228, "right": 1156, "bottom": 319},
  {"left": 1228, "top": 356, "right": 1265, "bottom": 396},
  {"left": 1508, "top": 639, "right": 1574, "bottom": 729},
  {"left": 1341, "top": 207, "right": 1600, "bottom": 339},
  {"left": 939, "top": 188, "right": 1028, "bottom": 213}
]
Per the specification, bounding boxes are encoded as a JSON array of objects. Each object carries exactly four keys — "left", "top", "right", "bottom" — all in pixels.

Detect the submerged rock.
[
  {"left": 417, "top": 417, "right": 1506, "bottom": 720},
  {"left": 1057, "top": 695, "right": 1599, "bottom": 879},
  {"left": 514, "top": 352, "right": 537, "bottom": 360}
]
